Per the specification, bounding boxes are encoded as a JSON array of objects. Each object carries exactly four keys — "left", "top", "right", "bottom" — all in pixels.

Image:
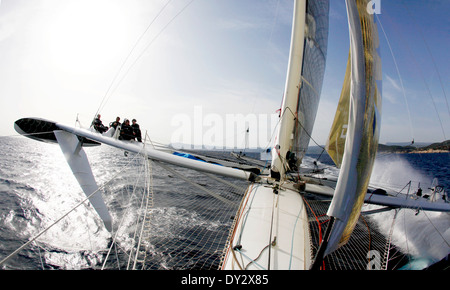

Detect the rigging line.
[
  {"left": 384, "top": 14, "right": 447, "bottom": 141},
  {"left": 381, "top": 209, "right": 399, "bottom": 270},
  {"left": 359, "top": 214, "right": 372, "bottom": 264},
  {"left": 288, "top": 201, "right": 305, "bottom": 270},
  {"left": 95, "top": 0, "right": 174, "bottom": 117},
  {"left": 33, "top": 241, "right": 45, "bottom": 270},
  {"left": 234, "top": 248, "right": 266, "bottom": 270},
  {"left": 401, "top": 209, "right": 410, "bottom": 267},
  {"left": 127, "top": 158, "right": 148, "bottom": 269},
  {"left": 101, "top": 0, "right": 196, "bottom": 111},
  {"left": 401, "top": 2, "right": 450, "bottom": 119},
  {"left": 283, "top": 106, "right": 328, "bottom": 165},
  {"left": 248, "top": 0, "right": 281, "bottom": 116},
  {"left": 375, "top": 14, "right": 414, "bottom": 141},
  {"left": 103, "top": 153, "right": 149, "bottom": 269},
  {"left": 0, "top": 183, "right": 105, "bottom": 267},
  {"left": 155, "top": 161, "right": 236, "bottom": 206},
  {"left": 285, "top": 106, "right": 324, "bottom": 151},
  {"left": 263, "top": 112, "right": 282, "bottom": 152},
  {"left": 226, "top": 183, "right": 254, "bottom": 270},
  {"left": 132, "top": 158, "right": 153, "bottom": 270},
  {"left": 422, "top": 210, "right": 450, "bottom": 248},
  {"left": 266, "top": 189, "right": 278, "bottom": 270},
  {"left": 267, "top": 0, "right": 281, "bottom": 51},
  {"left": 243, "top": 244, "right": 270, "bottom": 270},
  {"left": 1, "top": 143, "right": 146, "bottom": 268}
]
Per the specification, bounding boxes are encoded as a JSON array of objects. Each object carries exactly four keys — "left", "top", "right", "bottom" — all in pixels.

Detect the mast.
[
  {"left": 271, "top": 0, "right": 329, "bottom": 181},
  {"left": 270, "top": 0, "right": 307, "bottom": 180}
]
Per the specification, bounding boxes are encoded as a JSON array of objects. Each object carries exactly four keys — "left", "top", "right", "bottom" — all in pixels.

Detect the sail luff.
[
  {"left": 324, "top": 0, "right": 382, "bottom": 256},
  {"left": 271, "top": 0, "right": 329, "bottom": 180},
  {"left": 271, "top": 0, "right": 307, "bottom": 180}
]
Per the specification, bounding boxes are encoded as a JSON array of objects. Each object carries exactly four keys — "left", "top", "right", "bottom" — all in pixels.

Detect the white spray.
[{"left": 367, "top": 155, "right": 450, "bottom": 266}]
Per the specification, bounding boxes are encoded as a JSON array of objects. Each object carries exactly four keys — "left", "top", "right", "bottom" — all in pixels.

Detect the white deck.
[{"left": 222, "top": 182, "right": 311, "bottom": 270}]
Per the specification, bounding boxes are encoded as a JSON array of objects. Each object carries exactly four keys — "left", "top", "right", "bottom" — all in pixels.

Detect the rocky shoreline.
[{"left": 377, "top": 140, "right": 450, "bottom": 154}]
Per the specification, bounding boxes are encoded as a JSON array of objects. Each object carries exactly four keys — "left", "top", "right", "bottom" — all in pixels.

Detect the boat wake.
[{"left": 303, "top": 153, "right": 449, "bottom": 268}]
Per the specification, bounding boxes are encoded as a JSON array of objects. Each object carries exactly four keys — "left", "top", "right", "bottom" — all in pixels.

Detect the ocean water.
[
  {"left": 312, "top": 150, "right": 450, "bottom": 268},
  {"left": 0, "top": 137, "right": 449, "bottom": 269}
]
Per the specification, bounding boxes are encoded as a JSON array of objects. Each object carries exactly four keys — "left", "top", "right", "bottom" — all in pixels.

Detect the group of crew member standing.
[{"left": 93, "top": 114, "right": 142, "bottom": 142}]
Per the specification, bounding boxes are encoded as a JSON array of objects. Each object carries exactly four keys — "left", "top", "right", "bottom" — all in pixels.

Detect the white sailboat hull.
[{"left": 222, "top": 183, "right": 311, "bottom": 270}]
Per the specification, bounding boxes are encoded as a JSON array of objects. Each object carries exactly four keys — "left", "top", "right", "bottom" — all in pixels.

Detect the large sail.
[
  {"left": 324, "top": 0, "right": 382, "bottom": 255},
  {"left": 271, "top": 0, "right": 329, "bottom": 179},
  {"left": 325, "top": 54, "right": 351, "bottom": 168}
]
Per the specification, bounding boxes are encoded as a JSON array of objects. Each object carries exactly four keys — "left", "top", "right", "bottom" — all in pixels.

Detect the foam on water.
[
  {"left": 1, "top": 137, "right": 448, "bottom": 269},
  {"left": 368, "top": 155, "right": 450, "bottom": 266},
  {"left": 305, "top": 153, "right": 449, "bottom": 267}
]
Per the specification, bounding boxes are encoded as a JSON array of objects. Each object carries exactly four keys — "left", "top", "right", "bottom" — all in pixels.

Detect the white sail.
[
  {"left": 324, "top": 0, "right": 382, "bottom": 255},
  {"left": 9, "top": 1, "right": 449, "bottom": 271},
  {"left": 222, "top": 0, "right": 330, "bottom": 270},
  {"left": 325, "top": 54, "right": 351, "bottom": 168},
  {"left": 270, "top": 0, "right": 307, "bottom": 180},
  {"left": 271, "top": 0, "right": 329, "bottom": 180}
]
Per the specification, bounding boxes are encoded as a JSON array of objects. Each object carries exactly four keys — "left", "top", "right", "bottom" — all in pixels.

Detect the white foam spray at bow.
[{"left": 367, "top": 155, "right": 450, "bottom": 266}]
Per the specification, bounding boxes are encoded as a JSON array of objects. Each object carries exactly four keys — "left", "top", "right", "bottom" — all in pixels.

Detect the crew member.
[
  {"left": 131, "top": 119, "right": 142, "bottom": 142},
  {"left": 119, "top": 119, "right": 135, "bottom": 141},
  {"left": 110, "top": 116, "right": 121, "bottom": 129},
  {"left": 93, "top": 114, "right": 108, "bottom": 133}
]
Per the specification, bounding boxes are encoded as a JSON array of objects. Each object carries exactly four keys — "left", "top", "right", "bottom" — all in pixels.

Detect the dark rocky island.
[{"left": 377, "top": 140, "right": 450, "bottom": 154}]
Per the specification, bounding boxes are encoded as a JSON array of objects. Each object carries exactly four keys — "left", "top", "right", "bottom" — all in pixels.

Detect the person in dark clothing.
[
  {"left": 93, "top": 114, "right": 108, "bottom": 133},
  {"left": 119, "top": 119, "right": 135, "bottom": 141},
  {"left": 131, "top": 119, "right": 142, "bottom": 142},
  {"left": 110, "top": 116, "right": 121, "bottom": 129}
]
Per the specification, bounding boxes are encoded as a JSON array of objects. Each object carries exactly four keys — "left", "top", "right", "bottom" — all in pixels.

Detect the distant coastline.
[
  {"left": 377, "top": 140, "right": 450, "bottom": 154},
  {"left": 171, "top": 140, "right": 450, "bottom": 155}
]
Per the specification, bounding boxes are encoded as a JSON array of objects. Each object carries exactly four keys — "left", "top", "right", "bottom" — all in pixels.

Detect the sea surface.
[{"left": 0, "top": 137, "right": 449, "bottom": 270}]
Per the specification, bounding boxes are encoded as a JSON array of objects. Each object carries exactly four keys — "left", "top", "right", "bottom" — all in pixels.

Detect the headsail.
[
  {"left": 271, "top": 0, "right": 329, "bottom": 179},
  {"left": 323, "top": 0, "right": 382, "bottom": 256},
  {"left": 325, "top": 54, "right": 351, "bottom": 168}
]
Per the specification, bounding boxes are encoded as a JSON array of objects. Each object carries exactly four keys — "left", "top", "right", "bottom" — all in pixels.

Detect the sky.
[{"left": 0, "top": 0, "right": 449, "bottom": 148}]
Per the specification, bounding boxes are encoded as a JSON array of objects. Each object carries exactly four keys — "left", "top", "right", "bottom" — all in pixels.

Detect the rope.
[
  {"left": 95, "top": 0, "right": 174, "bottom": 117},
  {"left": 127, "top": 157, "right": 148, "bottom": 269},
  {"left": 375, "top": 14, "right": 414, "bottom": 142},
  {"left": 0, "top": 143, "right": 146, "bottom": 268},
  {"left": 96, "top": 0, "right": 195, "bottom": 116},
  {"left": 401, "top": 3, "right": 450, "bottom": 119},
  {"left": 422, "top": 210, "right": 450, "bottom": 248},
  {"left": 284, "top": 106, "right": 328, "bottom": 167},
  {"left": 381, "top": 209, "right": 399, "bottom": 270},
  {"left": 0, "top": 184, "right": 105, "bottom": 266},
  {"left": 235, "top": 248, "right": 267, "bottom": 270},
  {"left": 225, "top": 183, "right": 254, "bottom": 270},
  {"left": 288, "top": 200, "right": 306, "bottom": 269},
  {"left": 302, "top": 196, "right": 327, "bottom": 270},
  {"left": 383, "top": 14, "right": 447, "bottom": 141}
]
